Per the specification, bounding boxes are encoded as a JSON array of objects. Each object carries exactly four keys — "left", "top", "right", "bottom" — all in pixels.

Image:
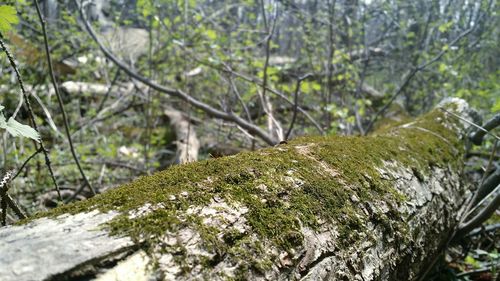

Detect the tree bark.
[
  {"left": 164, "top": 107, "right": 200, "bottom": 164},
  {"left": 0, "top": 98, "right": 476, "bottom": 281}
]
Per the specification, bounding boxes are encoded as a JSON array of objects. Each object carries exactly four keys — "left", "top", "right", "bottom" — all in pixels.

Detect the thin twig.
[
  {"left": 5, "top": 193, "right": 27, "bottom": 220},
  {"left": 453, "top": 140, "right": 499, "bottom": 239},
  {"left": 456, "top": 268, "right": 492, "bottom": 278},
  {"left": 12, "top": 146, "right": 43, "bottom": 181},
  {"left": 91, "top": 160, "right": 144, "bottom": 172},
  {"left": 144, "top": 15, "right": 155, "bottom": 173},
  {"left": 466, "top": 183, "right": 500, "bottom": 220},
  {"left": 353, "top": 19, "right": 369, "bottom": 136},
  {"left": 469, "top": 114, "right": 500, "bottom": 145},
  {"left": 222, "top": 63, "right": 324, "bottom": 134},
  {"left": 72, "top": 91, "right": 134, "bottom": 137},
  {"left": 1, "top": 194, "right": 6, "bottom": 226},
  {"left": 0, "top": 170, "right": 26, "bottom": 225},
  {"left": 259, "top": 1, "right": 278, "bottom": 136},
  {"left": 456, "top": 191, "right": 500, "bottom": 240},
  {"left": 0, "top": 33, "right": 62, "bottom": 201},
  {"left": 365, "top": 27, "right": 475, "bottom": 135},
  {"left": 325, "top": 0, "right": 337, "bottom": 129},
  {"left": 74, "top": 0, "right": 277, "bottom": 146},
  {"left": 182, "top": 2, "right": 194, "bottom": 164},
  {"left": 466, "top": 139, "right": 499, "bottom": 213},
  {"left": 96, "top": 69, "right": 121, "bottom": 112},
  {"left": 440, "top": 108, "right": 500, "bottom": 141},
  {"left": 465, "top": 151, "right": 500, "bottom": 160},
  {"left": 467, "top": 223, "right": 500, "bottom": 237},
  {"left": 11, "top": 90, "right": 24, "bottom": 119},
  {"left": 228, "top": 76, "right": 252, "bottom": 122},
  {"left": 364, "top": 67, "right": 419, "bottom": 134},
  {"left": 175, "top": 52, "right": 324, "bottom": 134},
  {"left": 285, "top": 74, "right": 312, "bottom": 140},
  {"left": 0, "top": 171, "right": 13, "bottom": 226},
  {"left": 33, "top": 0, "right": 95, "bottom": 196},
  {"left": 30, "top": 90, "right": 62, "bottom": 137}
]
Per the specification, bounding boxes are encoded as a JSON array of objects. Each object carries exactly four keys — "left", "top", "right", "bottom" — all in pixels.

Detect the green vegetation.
[{"left": 0, "top": 1, "right": 497, "bottom": 279}]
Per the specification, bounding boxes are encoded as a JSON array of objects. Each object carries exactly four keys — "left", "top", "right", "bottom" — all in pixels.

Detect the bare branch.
[
  {"left": 33, "top": 0, "right": 95, "bottom": 196},
  {"left": 0, "top": 33, "right": 62, "bottom": 201},
  {"left": 74, "top": 0, "right": 277, "bottom": 146},
  {"left": 365, "top": 27, "right": 475, "bottom": 134}
]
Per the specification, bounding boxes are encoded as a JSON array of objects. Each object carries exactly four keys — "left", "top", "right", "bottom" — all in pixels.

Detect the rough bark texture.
[{"left": 0, "top": 98, "right": 475, "bottom": 281}]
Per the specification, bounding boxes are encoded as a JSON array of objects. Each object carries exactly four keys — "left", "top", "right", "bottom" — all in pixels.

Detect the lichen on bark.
[{"left": 22, "top": 98, "right": 470, "bottom": 280}]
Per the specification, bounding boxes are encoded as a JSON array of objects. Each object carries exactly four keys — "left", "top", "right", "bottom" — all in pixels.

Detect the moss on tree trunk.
[{"left": 2, "top": 98, "right": 475, "bottom": 281}]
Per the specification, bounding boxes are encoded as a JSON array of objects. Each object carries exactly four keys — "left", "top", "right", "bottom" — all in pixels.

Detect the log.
[
  {"left": 0, "top": 98, "right": 476, "bottom": 280},
  {"left": 60, "top": 81, "right": 134, "bottom": 96}
]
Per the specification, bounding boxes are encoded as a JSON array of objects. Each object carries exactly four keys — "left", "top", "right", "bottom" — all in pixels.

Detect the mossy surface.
[{"left": 25, "top": 106, "right": 464, "bottom": 272}]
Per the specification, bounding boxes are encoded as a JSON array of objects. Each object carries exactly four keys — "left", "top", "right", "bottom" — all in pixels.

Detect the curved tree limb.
[
  {"left": 74, "top": 0, "right": 277, "bottom": 146},
  {"left": 175, "top": 52, "right": 324, "bottom": 135}
]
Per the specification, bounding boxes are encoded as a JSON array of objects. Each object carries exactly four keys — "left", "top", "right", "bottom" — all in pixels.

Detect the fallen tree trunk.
[{"left": 0, "top": 98, "right": 476, "bottom": 280}]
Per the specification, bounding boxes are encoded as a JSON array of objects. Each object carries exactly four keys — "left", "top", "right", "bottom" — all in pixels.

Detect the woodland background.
[{"left": 0, "top": 0, "right": 498, "bottom": 279}]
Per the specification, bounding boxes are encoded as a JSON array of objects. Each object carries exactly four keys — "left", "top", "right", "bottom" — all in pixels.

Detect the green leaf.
[
  {"left": 488, "top": 249, "right": 499, "bottom": 260},
  {"left": 163, "top": 18, "right": 171, "bottom": 27},
  {"left": 205, "top": 29, "right": 217, "bottom": 40},
  {"left": 492, "top": 99, "right": 500, "bottom": 112},
  {"left": 312, "top": 82, "right": 322, "bottom": 91},
  {"left": 438, "top": 21, "right": 453, "bottom": 33},
  {"left": 438, "top": 24, "right": 447, "bottom": 33},
  {"left": 0, "top": 5, "right": 19, "bottom": 34},
  {"left": 0, "top": 113, "right": 40, "bottom": 142},
  {"left": 267, "top": 66, "right": 278, "bottom": 77},
  {"left": 137, "top": 0, "right": 153, "bottom": 17},
  {"left": 300, "top": 81, "right": 312, "bottom": 94},
  {"left": 465, "top": 255, "right": 481, "bottom": 269},
  {"left": 438, "top": 63, "right": 447, "bottom": 73}
]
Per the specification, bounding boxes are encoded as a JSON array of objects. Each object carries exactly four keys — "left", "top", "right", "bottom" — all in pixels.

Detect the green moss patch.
[{"left": 24, "top": 106, "right": 464, "bottom": 272}]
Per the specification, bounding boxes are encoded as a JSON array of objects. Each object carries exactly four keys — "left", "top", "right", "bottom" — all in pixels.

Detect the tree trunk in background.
[
  {"left": 0, "top": 98, "right": 475, "bottom": 281},
  {"left": 164, "top": 107, "right": 200, "bottom": 164}
]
